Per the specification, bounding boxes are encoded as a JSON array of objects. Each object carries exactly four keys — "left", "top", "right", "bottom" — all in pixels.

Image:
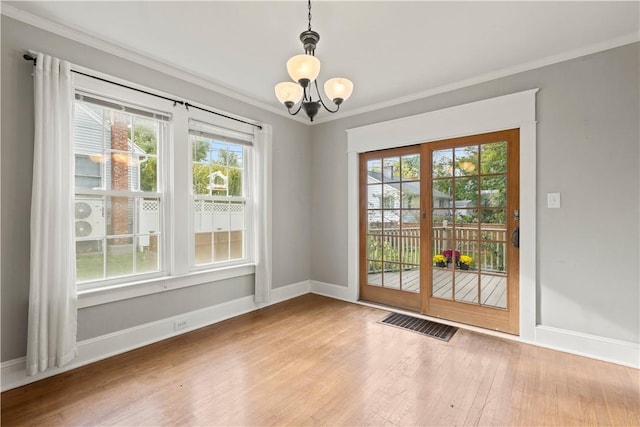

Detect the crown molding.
[
  {"left": 2, "top": 4, "right": 638, "bottom": 127},
  {"left": 313, "top": 32, "right": 640, "bottom": 125},
  {"left": 0, "top": 3, "right": 310, "bottom": 126}
]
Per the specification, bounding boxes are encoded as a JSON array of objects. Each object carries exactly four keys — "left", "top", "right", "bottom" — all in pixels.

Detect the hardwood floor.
[{"left": 2, "top": 294, "right": 639, "bottom": 426}]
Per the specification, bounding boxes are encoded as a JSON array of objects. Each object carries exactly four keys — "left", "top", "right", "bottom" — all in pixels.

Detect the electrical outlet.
[{"left": 173, "top": 319, "right": 188, "bottom": 331}]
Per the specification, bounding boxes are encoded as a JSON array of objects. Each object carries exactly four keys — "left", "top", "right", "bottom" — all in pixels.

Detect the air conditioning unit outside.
[{"left": 75, "top": 198, "right": 104, "bottom": 239}]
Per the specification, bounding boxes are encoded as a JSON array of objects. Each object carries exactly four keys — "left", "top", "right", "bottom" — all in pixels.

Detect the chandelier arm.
[
  {"left": 303, "top": 84, "right": 311, "bottom": 102},
  {"left": 313, "top": 80, "right": 340, "bottom": 113},
  {"left": 287, "top": 101, "right": 304, "bottom": 116}
]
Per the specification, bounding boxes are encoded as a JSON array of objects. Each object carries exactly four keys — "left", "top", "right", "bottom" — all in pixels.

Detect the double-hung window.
[
  {"left": 71, "top": 72, "right": 265, "bottom": 301},
  {"left": 189, "top": 120, "right": 252, "bottom": 267},
  {"left": 73, "top": 93, "right": 169, "bottom": 286}
]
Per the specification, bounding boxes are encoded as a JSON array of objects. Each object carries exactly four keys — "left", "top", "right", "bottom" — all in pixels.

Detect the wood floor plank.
[{"left": 2, "top": 294, "right": 638, "bottom": 426}]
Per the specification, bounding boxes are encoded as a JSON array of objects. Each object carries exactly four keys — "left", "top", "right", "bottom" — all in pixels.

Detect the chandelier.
[{"left": 274, "top": 0, "right": 353, "bottom": 122}]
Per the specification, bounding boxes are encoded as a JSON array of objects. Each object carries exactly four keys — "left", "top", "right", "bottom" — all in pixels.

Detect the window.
[
  {"left": 73, "top": 93, "right": 168, "bottom": 284},
  {"left": 70, "top": 72, "right": 267, "bottom": 302},
  {"left": 190, "top": 120, "right": 252, "bottom": 267}
]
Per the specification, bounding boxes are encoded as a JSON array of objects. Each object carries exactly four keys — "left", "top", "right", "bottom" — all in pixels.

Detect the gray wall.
[
  {"left": 1, "top": 16, "right": 311, "bottom": 361},
  {"left": 2, "top": 13, "right": 638, "bottom": 364},
  {"left": 310, "top": 43, "right": 640, "bottom": 344}
]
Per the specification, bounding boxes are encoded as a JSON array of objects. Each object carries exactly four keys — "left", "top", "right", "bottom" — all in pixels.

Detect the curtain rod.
[{"left": 23, "top": 53, "right": 262, "bottom": 130}]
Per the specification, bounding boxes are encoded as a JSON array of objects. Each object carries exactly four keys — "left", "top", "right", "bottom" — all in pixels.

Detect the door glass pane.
[
  {"left": 367, "top": 184, "right": 382, "bottom": 209},
  {"left": 383, "top": 185, "right": 400, "bottom": 208},
  {"left": 432, "top": 239, "right": 447, "bottom": 264},
  {"left": 455, "top": 224, "right": 478, "bottom": 241},
  {"left": 481, "top": 176, "right": 507, "bottom": 207},
  {"left": 383, "top": 262, "right": 400, "bottom": 289},
  {"left": 382, "top": 157, "right": 400, "bottom": 182},
  {"left": 401, "top": 210, "right": 420, "bottom": 229},
  {"left": 455, "top": 208, "right": 478, "bottom": 226},
  {"left": 368, "top": 210, "right": 382, "bottom": 234},
  {"left": 401, "top": 267, "right": 420, "bottom": 293},
  {"left": 455, "top": 177, "right": 478, "bottom": 207},
  {"left": 432, "top": 210, "right": 452, "bottom": 227},
  {"left": 457, "top": 241, "right": 478, "bottom": 271},
  {"left": 401, "top": 154, "right": 420, "bottom": 180},
  {"left": 481, "top": 141, "right": 507, "bottom": 174},
  {"left": 480, "top": 241, "right": 507, "bottom": 274},
  {"left": 455, "top": 271, "right": 479, "bottom": 304},
  {"left": 482, "top": 209, "right": 507, "bottom": 228},
  {"left": 433, "top": 270, "right": 453, "bottom": 300},
  {"left": 400, "top": 233, "right": 420, "bottom": 264},
  {"left": 367, "top": 158, "right": 382, "bottom": 174},
  {"left": 368, "top": 235, "right": 383, "bottom": 261},
  {"left": 432, "top": 178, "right": 453, "bottom": 208},
  {"left": 383, "top": 210, "right": 400, "bottom": 232},
  {"left": 401, "top": 182, "right": 420, "bottom": 208},
  {"left": 480, "top": 223, "right": 506, "bottom": 244},
  {"left": 455, "top": 146, "right": 478, "bottom": 176},
  {"left": 481, "top": 274, "right": 507, "bottom": 309},
  {"left": 367, "top": 261, "right": 383, "bottom": 286},
  {"left": 432, "top": 149, "right": 453, "bottom": 178}
]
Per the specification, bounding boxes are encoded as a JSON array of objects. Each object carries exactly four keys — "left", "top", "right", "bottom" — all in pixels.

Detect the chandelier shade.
[
  {"left": 286, "top": 54, "right": 321, "bottom": 85},
  {"left": 324, "top": 78, "right": 354, "bottom": 105},
  {"left": 274, "top": 82, "right": 304, "bottom": 105},
  {"left": 274, "top": 0, "right": 353, "bottom": 122}
]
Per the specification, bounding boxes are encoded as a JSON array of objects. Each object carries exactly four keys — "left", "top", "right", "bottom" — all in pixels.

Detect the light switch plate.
[{"left": 547, "top": 192, "right": 561, "bottom": 208}]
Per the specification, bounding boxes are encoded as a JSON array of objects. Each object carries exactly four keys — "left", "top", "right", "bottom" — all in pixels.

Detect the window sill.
[{"left": 77, "top": 264, "right": 256, "bottom": 308}]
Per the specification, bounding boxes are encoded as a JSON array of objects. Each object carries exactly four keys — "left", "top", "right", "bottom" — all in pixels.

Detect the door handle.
[{"left": 512, "top": 227, "right": 519, "bottom": 248}]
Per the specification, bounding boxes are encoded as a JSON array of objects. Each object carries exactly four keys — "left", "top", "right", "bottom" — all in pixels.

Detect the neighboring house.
[
  {"left": 73, "top": 102, "right": 153, "bottom": 247},
  {"left": 367, "top": 169, "right": 452, "bottom": 225}
]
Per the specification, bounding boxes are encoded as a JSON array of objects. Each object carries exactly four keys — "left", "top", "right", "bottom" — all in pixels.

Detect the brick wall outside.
[{"left": 110, "top": 112, "right": 130, "bottom": 242}]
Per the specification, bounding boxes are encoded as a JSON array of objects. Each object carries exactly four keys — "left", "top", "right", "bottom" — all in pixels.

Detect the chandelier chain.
[{"left": 307, "top": 0, "right": 312, "bottom": 31}]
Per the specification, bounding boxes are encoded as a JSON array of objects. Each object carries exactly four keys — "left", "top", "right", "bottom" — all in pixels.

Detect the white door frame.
[{"left": 346, "top": 89, "right": 538, "bottom": 341}]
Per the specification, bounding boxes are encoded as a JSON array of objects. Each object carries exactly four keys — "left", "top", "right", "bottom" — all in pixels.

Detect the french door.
[
  {"left": 359, "top": 129, "right": 520, "bottom": 334},
  {"left": 359, "top": 145, "right": 422, "bottom": 311}
]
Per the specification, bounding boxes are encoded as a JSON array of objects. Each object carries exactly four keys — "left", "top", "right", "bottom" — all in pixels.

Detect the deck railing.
[{"left": 371, "top": 225, "right": 506, "bottom": 272}]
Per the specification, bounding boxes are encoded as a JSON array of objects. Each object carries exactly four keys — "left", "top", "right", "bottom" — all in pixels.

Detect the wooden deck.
[{"left": 367, "top": 268, "right": 507, "bottom": 308}]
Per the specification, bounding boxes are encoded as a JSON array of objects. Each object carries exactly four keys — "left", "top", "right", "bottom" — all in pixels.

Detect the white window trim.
[
  {"left": 77, "top": 264, "right": 256, "bottom": 308},
  {"left": 346, "top": 89, "right": 538, "bottom": 341},
  {"left": 73, "top": 74, "right": 262, "bottom": 308}
]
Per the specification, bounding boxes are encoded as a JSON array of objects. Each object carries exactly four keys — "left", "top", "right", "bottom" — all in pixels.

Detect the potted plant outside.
[
  {"left": 433, "top": 254, "right": 447, "bottom": 268},
  {"left": 442, "top": 249, "right": 460, "bottom": 265},
  {"left": 458, "top": 255, "right": 473, "bottom": 270}
]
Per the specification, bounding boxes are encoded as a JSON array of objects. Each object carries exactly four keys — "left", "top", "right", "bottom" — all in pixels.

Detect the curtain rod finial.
[{"left": 23, "top": 53, "right": 36, "bottom": 64}]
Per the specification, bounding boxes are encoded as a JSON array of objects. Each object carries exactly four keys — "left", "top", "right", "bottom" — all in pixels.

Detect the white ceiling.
[{"left": 5, "top": 1, "right": 639, "bottom": 123}]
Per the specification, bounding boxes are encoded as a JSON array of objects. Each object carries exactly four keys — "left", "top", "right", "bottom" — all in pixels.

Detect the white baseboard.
[
  {"left": 310, "top": 280, "right": 356, "bottom": 302},
  {"left": 532, "top": 325, "right": 639, "bottom": 369},
  {"left": 311, "top": 280, "right": 639, "bottom": 369},
  {"left": 0, "top": 280, "right": 310, "bottom": 392},
  {"left": 3, "top": 280, "right": 637, "bottom": 392}
]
